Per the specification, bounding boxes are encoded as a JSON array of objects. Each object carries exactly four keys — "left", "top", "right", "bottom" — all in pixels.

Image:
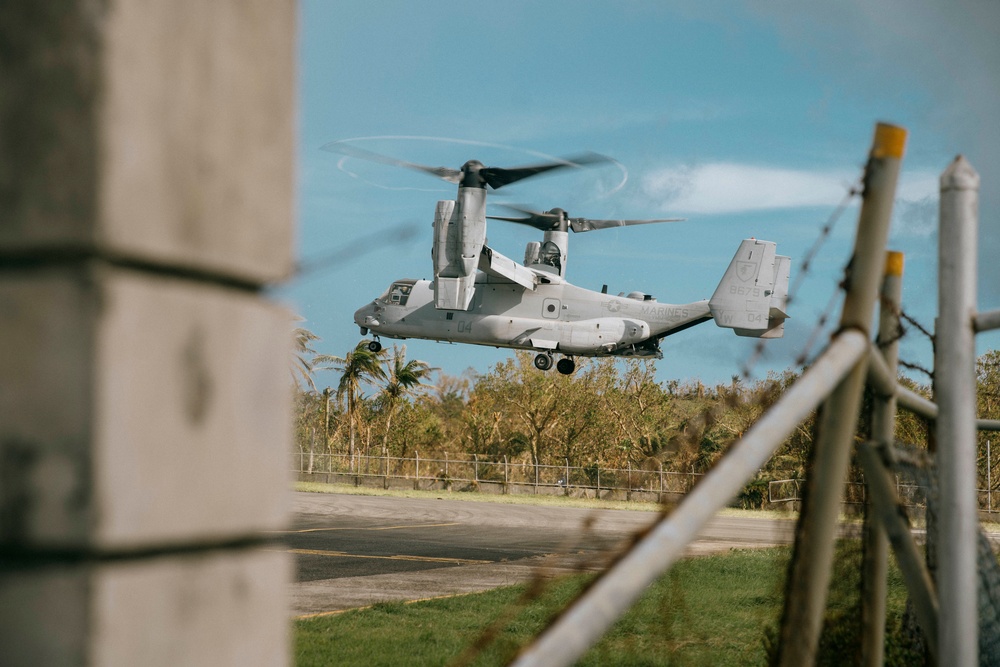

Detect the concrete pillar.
[{"left": 0, "top": 2, "right": 296, "bottom": 665}]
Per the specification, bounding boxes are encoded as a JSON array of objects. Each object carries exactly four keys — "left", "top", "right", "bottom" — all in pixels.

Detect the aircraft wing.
[{"left": 478, "top": 246, "right": 538, "bottom": 291}]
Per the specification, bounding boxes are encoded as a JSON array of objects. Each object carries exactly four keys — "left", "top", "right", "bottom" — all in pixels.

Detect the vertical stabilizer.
[{"left": 709, "top": 239, "right": 789, "bottom": 338}]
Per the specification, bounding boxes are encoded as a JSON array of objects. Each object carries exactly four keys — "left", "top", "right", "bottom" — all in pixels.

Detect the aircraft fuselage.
[{"left": 354, "top": 273, "right": 711, "bottom": 358}]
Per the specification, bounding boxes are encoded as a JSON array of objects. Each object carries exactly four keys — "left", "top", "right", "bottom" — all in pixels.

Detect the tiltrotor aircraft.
[{"left": 330, "top": 142, "right": 790, "bottom": 375}]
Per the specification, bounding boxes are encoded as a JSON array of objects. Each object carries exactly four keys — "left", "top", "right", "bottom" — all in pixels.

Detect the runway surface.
[{"left": 283, "top": 492, "right": 798, "bottom": 618}]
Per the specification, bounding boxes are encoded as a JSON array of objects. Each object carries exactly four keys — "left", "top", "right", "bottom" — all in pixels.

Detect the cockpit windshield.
[{"left": 379, "top": 280, "right": 415, "bottom": 306}]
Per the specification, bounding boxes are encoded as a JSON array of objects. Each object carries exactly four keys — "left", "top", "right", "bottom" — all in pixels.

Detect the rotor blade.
[
  {"left": 488, "top": 204, "right": 563, "bottom": 231},
  {"left": 569, "top": 217, "right": 686, "bottom": 233},
  {"left": 481, "top": 152, "right": 612, "bottom": 190},
  {"left": 486, "top": 215, "right": 556, "bottom": 231},
  {"left": 495, "top": 204, "right": 545, "bottom": 217},
  {"left": 320, "top": 141, "right": 461, "bottom": 183}
]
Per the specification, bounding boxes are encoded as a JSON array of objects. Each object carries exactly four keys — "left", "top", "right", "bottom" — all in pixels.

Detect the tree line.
[{"left": 293, "top": 330, "right": 1000, "bottom": 494}]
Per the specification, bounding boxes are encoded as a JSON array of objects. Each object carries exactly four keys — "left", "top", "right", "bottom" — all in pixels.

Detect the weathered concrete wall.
[
  {"left": 0, "top": 1, "right": 296, "bottom": 664},
  {"left": 0, "top": 0, "right": 295, "bottom": 283}
]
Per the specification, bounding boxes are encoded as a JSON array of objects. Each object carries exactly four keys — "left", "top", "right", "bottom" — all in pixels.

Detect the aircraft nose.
[{"left": 354, "top": 303, "right": 380, "bottom": 328}]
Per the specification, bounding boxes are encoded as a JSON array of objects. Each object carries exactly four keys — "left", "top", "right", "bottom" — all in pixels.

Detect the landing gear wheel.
[
  {"left": 368, "top": 340, "right": 382, "bottom": 353},
  {"left": 533, "top": 353, "right": 553, "bottom": 371},
  {"left": 556, "top": 358, "right": 576, "bottom": 375}
]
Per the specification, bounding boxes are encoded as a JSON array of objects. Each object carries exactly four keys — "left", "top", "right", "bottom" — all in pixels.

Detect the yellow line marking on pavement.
[
  {"left": 296, "top": 591, "right": 481, "bottom": 620},
  {"left": 273, "top": 522, "right": 460, "bottom": 534},
  {"left": 289, "top": 548, "right": 491, "bottom": 566}
]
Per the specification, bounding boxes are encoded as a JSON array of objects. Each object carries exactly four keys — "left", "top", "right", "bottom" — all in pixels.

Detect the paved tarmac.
[{"left": 282, "top": 492, "right": 799, "bottom": 618}]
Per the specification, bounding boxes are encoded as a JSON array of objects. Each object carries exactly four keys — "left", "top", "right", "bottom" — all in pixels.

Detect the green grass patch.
[
  {"left": 295, "top": 543, "right": 921, "bottom": 666},
  {"left": 294, "top": 548, "right": 790, "bottom": 666}
]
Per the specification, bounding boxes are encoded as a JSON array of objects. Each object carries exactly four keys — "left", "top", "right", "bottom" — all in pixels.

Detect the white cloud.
[
  {"left": 641, "top": 162, "right": 939, "bottom": 216},
  {"left": 641, "top": 163, "right": 853, "bottom": 214}
]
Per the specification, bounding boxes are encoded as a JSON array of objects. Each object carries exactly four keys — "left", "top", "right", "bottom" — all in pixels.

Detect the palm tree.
[
  {"left": 379, "top": 345, "right": 436, "bottom": 450},
  {"left": 291, "top": 322, "right": 319, "bottom": 390},
  {"left": 315, "top": 341, "right": 387, "bottom": 467}
]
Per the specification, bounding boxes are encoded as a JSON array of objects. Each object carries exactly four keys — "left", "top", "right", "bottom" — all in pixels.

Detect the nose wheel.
[{"left": 368, "top": 339, "right": 382, "bottom": 353}]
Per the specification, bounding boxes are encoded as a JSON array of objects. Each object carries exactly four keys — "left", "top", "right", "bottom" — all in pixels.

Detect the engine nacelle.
[{"left": 432, "top": 186, "right": 488, "bottom": 310}]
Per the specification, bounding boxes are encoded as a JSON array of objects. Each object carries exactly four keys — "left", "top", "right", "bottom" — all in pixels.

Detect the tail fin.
[{"left": 709, "top": 239, "right": 790, "bottom": 339}]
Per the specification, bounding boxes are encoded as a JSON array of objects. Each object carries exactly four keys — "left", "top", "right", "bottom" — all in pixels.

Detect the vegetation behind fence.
[{"left": 293, "top": 349, "right": 1000, "bottom": 512}]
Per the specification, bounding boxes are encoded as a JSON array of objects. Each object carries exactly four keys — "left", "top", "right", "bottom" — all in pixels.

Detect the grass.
[
  {"left": 295, "top": 548, "right": 786, "bottom": 667},
  {"left": 295, "top": 543, "right": 919, "bottom": 666}
]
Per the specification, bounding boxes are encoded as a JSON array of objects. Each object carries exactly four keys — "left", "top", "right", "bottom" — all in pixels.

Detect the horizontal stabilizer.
[{"left": 735, "top": 318, "right": 785, "bottom": 339}]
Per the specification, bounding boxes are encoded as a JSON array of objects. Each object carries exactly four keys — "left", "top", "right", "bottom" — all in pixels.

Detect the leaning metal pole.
[
  {"left": 776, "top": 123, "right": 906, "bottom": 666},
  {"left": 510, "top": 331, "right": 870, "bottom": 667},
  {"left": 860, "top": 251, "right": 904, "bottom": 666},
  {"left": 936, "top": 155, "right": 980, "bottom": 665}
]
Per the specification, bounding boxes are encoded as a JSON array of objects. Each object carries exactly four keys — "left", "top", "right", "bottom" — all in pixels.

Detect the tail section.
[{"left": 709, "top": 239, "right": 790, "bottom": 338}]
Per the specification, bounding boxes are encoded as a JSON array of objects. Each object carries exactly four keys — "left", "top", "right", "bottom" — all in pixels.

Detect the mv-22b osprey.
[{"left": 332, "top": 143, "right": 790, "bottom": 375}]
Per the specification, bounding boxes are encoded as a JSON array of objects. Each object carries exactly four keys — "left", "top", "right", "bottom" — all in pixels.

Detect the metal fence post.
[
  {"left": 382, "top": 446, "right": 388, "bottom": 490},
  {"left": 503, "top": 455, "right": 509, "bottom": 494},
  {"left": 414, "top": 449, "right": 420, "bottom": 491},
  {"left": 937, "top": 155, "right": 980, "bottom": 665},
  {"left": 777, "top": 123, "right": 906, "bottom": 666},
  {"left": 860, "top": 251, "right": 904, "bottom": 666},
  {"left": 307, "top": 429, "right": 315, "bottom": 475},
  {"left": 565, "top": 459, "right": 570, "bottom": 497},
  {"left": 511, "top": 331, "right": 870, "bottom": 667},
  {"left": 659, "top": 462, "right": 664, "bottom": 503},
  {"left": 627, "top": 462, "right": 632, "bottom": 502}
]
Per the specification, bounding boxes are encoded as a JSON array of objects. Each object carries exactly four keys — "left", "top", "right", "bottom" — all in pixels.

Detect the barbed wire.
[
  {"left": 898, "top": 359, "right": 935, "bottom": 380},
  {"left": 898, "top": 307, "right": 936, "bottom": 343},
  {"left": 741, "top": 181, "right": 862, "bottom": 379},
  {"left": 794, "top": 283, "right": 848, "bottom": 368},
  {"left": 891, "top": 305, "right": 936, "bottom": 380}
]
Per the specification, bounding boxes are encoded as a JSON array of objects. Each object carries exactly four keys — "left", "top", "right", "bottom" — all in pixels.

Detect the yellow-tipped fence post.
[{"left": 776, "top": 123, "right": 906, "bottom": 666}]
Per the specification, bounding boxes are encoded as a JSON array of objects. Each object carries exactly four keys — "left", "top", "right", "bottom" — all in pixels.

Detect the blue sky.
[{"left": 286, "top": 1, "right": 1000, "bottom": 388}]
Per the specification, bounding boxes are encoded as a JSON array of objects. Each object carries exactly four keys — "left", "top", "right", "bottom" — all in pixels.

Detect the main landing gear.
[
  {"left": 534, "top": 353, "right": 576, "bottom": 375},
  {"left": 368, "top": 339, "right": 382, "bottom": 352},
  {"left": 556, "top": 358, "right": 576, "bottom": 375}
]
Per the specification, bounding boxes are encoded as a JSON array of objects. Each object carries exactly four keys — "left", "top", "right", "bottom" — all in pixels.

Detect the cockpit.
[
  {"left": 378, "top": 280, "right": 416, "bottom": 306},
  {"left": 524, "top": 240, "right": 563, "bottom": 274}
]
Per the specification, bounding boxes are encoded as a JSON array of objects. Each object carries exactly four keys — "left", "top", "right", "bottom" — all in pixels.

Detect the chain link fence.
[
  {"left": 293, "top": 451, "right": 702, "bottom": 503},
  {"left": 293, "top": 450, "right": 1000, "bottom": 514}
]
